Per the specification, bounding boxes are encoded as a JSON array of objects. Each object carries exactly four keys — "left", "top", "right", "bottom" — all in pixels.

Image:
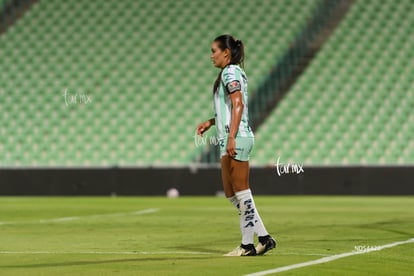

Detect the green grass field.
[{"left": 0, "top": 196, "right": 413, "bottom": 275}]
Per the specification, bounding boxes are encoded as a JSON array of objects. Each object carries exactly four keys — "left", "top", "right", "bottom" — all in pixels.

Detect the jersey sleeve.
[{"left": 221, "top": 65, "right": 242, "bottom": 94}]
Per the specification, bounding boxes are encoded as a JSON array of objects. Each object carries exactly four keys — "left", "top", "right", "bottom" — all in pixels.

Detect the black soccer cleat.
[{"left": 256, "top": 235, "right": 277, "bottom": 255}]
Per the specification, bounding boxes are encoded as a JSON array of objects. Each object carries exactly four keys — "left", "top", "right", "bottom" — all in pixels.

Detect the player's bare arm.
[
  {"left": 196, "top": 118, "right": 215, "bottom": 136},
  {"left": 227, "top": 91, "right": 243, "bottom": 157}
]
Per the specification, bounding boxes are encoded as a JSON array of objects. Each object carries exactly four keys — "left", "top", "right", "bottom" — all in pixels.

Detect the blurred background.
[{"left": 0, "top": 0, "right": 413, "bottom": 195}]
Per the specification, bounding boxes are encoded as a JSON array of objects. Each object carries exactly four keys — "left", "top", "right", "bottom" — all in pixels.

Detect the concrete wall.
[{"left": 0, "top": 166, "right": 413, "bottom": 195}]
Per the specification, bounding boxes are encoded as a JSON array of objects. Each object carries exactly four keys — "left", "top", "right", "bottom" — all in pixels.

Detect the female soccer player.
[{"left": 196, "top": 35, "right": 276, "bottom": 256}]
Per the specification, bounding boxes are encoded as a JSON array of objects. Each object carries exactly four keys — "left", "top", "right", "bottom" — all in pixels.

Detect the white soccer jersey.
[{"left": 213, "top": 64, "right": 254, "bottom": 139}]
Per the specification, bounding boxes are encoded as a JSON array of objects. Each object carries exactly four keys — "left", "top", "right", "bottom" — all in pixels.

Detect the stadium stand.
[
  {"left": 0, "top": 0, "right": 320, "bottom": 166},
  {"left": 252, "top": 0, "right": 414, "bottom": 166}
]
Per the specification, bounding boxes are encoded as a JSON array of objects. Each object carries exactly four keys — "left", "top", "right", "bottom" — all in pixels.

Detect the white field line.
[
  {"left": 0, "top": 251, "right": 213, "bottom": 255},
  {"left": 276, "top": 252, "right": 330, "bottom": 256},
  {"left": 0, "top": 208, "right": 159, "bottom": 226},
  {"left": 244, "top": 237, "right": 414, "bottom": 276}
]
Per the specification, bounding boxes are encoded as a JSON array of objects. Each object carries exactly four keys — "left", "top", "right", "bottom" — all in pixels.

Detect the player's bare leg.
[
  {"left": 222, "top": 155, "right": 241, "bottom": 212},
  {"left": 229, "top": 158, "right": 249, "bottom": 193},
  {"left": 224, "top": 158, "right": 276, "bottom": 256},
  {"left": 221, "top": 155, "right": 236, "bottom": 198},
  {"left": 221, "top": 158, "right": 250, "bottom": 255}
]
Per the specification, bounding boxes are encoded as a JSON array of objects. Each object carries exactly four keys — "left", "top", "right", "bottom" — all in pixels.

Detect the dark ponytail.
[
  {"left": 214, "top": 34, "right": 245, "bottom": 68},
  {"left": 213, "top": 34, "right": 245, "bottom": 92}
]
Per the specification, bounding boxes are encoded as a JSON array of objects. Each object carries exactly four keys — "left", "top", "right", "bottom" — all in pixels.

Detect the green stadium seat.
[
  {"left": 252, "top": 0, "right": 413, "bottom": 165},
  {"left": 3, "top": 0, "right": 410, "bottom": 166}
]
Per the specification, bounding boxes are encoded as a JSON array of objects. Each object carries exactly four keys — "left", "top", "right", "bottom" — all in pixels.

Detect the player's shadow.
[
  {"left": 1, "top": 256, "right": 215, "bottom": 269},
  {"left": 167, "top": 246, "right": 223, "bottom": 254},
  {"left": 167, "top": 238, "right": 234, "bottom": 254},
  {"left": 357, "top": 219, "right": 414, "bottom": 236}
]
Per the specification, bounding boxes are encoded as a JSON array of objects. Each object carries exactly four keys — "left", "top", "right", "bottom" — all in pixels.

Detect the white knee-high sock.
[
  {"left": 236, "top": 189, "right": 269, "bottom": 243},
  {"left": 227, "top": 195, "right": 240, "bottom": 211},
  {"left": 235, "top": 189, "right": 255, "bottom": 245},
  {"left": 249, "top": 195, "right": 269, "bottom": 237}
]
